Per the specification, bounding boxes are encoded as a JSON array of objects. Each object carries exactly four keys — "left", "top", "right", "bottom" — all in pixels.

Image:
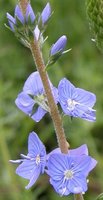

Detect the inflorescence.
[{"left": 7, "top": 1, "right": 97, "bottom": 198}]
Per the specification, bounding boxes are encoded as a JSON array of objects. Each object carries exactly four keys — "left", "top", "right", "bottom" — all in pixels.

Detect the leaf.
[{"left": 96, "top": 193, "right": 103, "bottom": 200}]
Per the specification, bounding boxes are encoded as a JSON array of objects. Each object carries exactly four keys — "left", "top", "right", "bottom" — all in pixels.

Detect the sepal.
[
  {"left": 46, "top": 48, "right": 71, "bottom": 70},
  {"left": 47, "top": 51, "right": 63, "bottom": 66}
]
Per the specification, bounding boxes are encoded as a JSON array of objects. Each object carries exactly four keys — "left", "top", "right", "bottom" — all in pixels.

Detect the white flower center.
[
  {"left": 64, "top": 169, "right": 74, "bottom": 179},
  {"left": 67, "top": 99, "right": 77, "bottom": 111},
  {"left": 34, "top": 94, "right": 50, "bottom": 112},
  {"left": 35, "top": 154, "right": 40, "bottom": 165}
]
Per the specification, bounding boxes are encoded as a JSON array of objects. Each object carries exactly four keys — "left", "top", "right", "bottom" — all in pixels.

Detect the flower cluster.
[
  {"left": 6, "top": 2, "right": 51, "bottom": 48},
  {"left": 7, "top": 2, "right": 51, "bottom": 32},
  {"left": 7, "top": 1, "right": 98, "bottom": 198},
  {"left": 10, "top": 132, "right": 97, "bottom": 194},
  {"left": 15, "top": 72, "right": 96, "bottom": 122},
  {"left": 6, "top": 2, "right": 68, "bottom": 61},
  {"left": 7, "top": 4, "right": 35, "bottom": 32}
]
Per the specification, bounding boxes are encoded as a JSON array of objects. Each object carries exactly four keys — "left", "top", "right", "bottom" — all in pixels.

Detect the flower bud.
[
  {"left": 41, "top": 3, "right": 51, "bottom": 25},
  {"left": 33, "top": 25, "right": 40, "bottom": 40},
  {"left": 7, "top": 3, "right": 35, "bottom": 32},
  {"left": 6, "top": 13, "right": 16, "bottom": 32},
  {"left": 50, "top": 35, "right": 67, "bottom": 56},
  {"left": 15, "top": 4, "right": 35, "bottom": 24}
]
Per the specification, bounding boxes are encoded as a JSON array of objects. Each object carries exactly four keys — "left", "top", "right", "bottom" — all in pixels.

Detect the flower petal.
[
  {"left": 72, "top": 88, "right": 96, "bottom": 107},
  {"left": 52, "top": 86, "right": 58, "bottom": 103},
  {"left": 88, "top": 158, "right": 97, "bottom": 173},
  {"left": 27, "top": 132, "right": 46, "bottom": 158},
  {"left": 69, "top": 144, "right": 88, "bottom": 156},
  {"left": 71, "top": 104, "right": 96, "bottom": 121},
  {"left": 58, "top": 78, "right": 75, "bottom": 101},
  {"left": 72, "top": 155, "right": 96, "bottom": 176},
  {"left": 15, "top": 92, "right": 34, "bottom": 115},
  {"left": 25, "top": 167, "right": 41, "bottom": 190},
  {"left": 16, "top": 160, "right": 41, "bottom": 189},
  {"left": 31, "top": 106, "right": 47, "bottom": 122},
  {"left": 69, "top": 174, "right": 87, "bottom": 193},
  {"left": 16, "top": 160, "right": 36, "bottom": 179},
  {"left": 46, "top": 148, "right": 61, "bottom": 160},
  {"left": 81, "top": 109, "right": 96, "bottom": 122},
  {"left": 23, "top": 72, "right": 44, "bottom": 95},
  {"left": 50, "top": 178, "right": 70, "bottom": 196},
  {"left": 47, "top": 144, "right": 88, "bottom": 161},
  {"left": 47, "top": 154, "right": 68, "bottom": 178}
]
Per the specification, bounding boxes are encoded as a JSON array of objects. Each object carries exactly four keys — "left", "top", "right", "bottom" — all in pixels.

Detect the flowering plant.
[{"left": 6, "top": 1, "right": 99, "bottom": 200}]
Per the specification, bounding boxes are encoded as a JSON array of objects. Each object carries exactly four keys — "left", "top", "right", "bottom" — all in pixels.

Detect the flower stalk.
[
  {"left": 19, "top": 0, "right": 29, "bottom": 14},
  {"left": 30, "top": 37, "right": 69, "bottom": 154},
  {"left": 74, "top": 194, "right": 84, "bottom": 200}
]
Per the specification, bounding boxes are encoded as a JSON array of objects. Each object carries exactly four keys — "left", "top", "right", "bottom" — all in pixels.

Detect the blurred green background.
[{"left": 0, "top": 0, "right": 103, "bottom": 200}]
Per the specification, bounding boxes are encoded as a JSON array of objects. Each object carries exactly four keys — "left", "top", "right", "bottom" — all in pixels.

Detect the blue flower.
[
  {"left": 15, "top": 71, "right": 58, "bottom": 122},
  {"left": 50, "top": 36, "right": 67, "bottom": 56},
  {"left": 7, "top": 3, "right": 35, "bottom": 31},
  {"left": 41, "top": 3, "right": 51, "bottom": 25},
  {"left": 46, "top": 150, "right": 97, "bottom": 196},
  {"left": 58, "top": 78, "right": 96, "bottom": 121},
  {"left": 10, "top": 132, "right": 46, "bottom": 189},
  {"left": 47, "top": 144, "right": 88, "bottom": 160}
]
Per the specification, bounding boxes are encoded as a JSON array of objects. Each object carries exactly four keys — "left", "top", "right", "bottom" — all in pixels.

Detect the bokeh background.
[{"left": 0, "top": 0, "right": 103, "bottom": 199}]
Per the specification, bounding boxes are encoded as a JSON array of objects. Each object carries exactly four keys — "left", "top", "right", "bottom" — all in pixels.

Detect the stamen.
[
  {"left": 64, "top": 169, "right": 74, "bottom": 179},
  {"left": 36, "top": 154, "right": 40, "bottom": 165},
  {"left": 67, "top": 99, "right": 77, "bottom": 111},
  {"left": 60, "top": 187, "right": 66, "bottom": 196}
]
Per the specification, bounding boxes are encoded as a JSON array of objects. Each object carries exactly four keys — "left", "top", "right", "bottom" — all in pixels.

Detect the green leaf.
[{"left": 96, "top": 193, "right": 103, "bottom": 200}]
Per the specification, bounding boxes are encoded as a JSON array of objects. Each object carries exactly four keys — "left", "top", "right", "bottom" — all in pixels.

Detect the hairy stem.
[
  {"left": 30, "top": 38, "right": 69, "bottom": 153},
  {"left": 19, "top": 0, "right": 29, "bottom": 14},
  {"left": 74, "top": 194, "right": 84, "bottom": 200}
]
